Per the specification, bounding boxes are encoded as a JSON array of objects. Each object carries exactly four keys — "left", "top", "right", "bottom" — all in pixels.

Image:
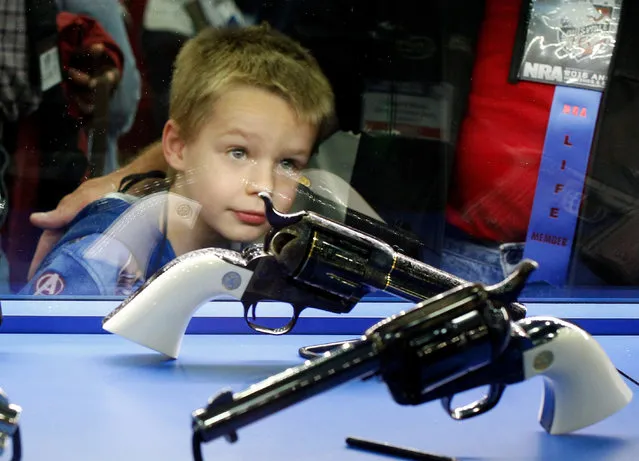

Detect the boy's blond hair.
[{"left": 170, "top": 24, "right": 335, "bottom": 143}]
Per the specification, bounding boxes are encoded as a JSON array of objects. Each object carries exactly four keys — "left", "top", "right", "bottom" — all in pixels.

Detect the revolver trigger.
[
  {"left": 241, "top": 302, "right": 258, "bottom": 322},
  {"left": 285, "top": 306, "right": 304, "bottom": 333},
  {"left": 440, "top": 383, "right": 506, "bottom": 420},
  {"left": 292, "top": 304, "right": 304, "bottom": 319}
]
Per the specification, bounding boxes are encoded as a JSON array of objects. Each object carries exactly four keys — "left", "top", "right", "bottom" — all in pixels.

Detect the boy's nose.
[{"left": 244, "top": 164, "right": 274, "bottom": 195}]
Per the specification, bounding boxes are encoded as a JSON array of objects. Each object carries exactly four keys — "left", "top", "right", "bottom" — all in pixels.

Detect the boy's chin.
[{"left": 221, "top": 226, "right": 267, "bottom": 245}]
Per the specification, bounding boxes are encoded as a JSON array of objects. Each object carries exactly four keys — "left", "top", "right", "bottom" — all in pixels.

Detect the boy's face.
[{"left": 164, "top": 86, "right": 317, "bottom": 244}]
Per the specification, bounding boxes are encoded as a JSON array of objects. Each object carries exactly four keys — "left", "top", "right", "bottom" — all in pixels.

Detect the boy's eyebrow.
[
  {"left": 220, "top": 128, "right": 258, "bottom": 140},
  {"left": 281, "top": 149, "right": 312, "bottom": 159}
]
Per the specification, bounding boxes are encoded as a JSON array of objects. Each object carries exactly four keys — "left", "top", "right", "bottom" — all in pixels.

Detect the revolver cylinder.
[{"left": 371, "top": 284, "right": 512, "bottom": 405}]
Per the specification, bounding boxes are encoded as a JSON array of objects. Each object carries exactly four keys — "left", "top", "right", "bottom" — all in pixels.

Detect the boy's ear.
[{"left": 162, "top": 120, "right": 187, "bottom": 171}]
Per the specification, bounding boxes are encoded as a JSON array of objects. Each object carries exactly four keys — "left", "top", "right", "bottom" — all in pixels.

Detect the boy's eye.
[
  {"left": 227, "top": 147, "right": 248, "bottom": 160},
  {"left": 279, "top": 159, "right": 300, "bottom": 173}
]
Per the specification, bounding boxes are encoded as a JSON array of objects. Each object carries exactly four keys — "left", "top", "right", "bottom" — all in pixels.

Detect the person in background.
[
  {"left": 438, "top": 0, "right": 549, "bottom": 285},
  {"left": 1, "top": 0, "right": 126, "bottom": 292},
  {"left": 58, "top": 0, "right": 141, "bottom": 175}
]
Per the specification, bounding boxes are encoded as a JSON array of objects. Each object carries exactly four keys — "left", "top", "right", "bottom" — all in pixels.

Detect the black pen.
[{"left": 346, "top": 436, "right": 458, "bottom": 461}]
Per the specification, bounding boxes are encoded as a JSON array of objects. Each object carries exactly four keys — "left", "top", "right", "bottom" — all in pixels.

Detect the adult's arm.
[{"left": 28, "top": 140, "right": 165, "bottom": 279}]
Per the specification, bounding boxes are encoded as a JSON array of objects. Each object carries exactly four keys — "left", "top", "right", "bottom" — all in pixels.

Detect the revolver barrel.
[{"left": 192, "top": 339, "right": 379, "bottom": 444}]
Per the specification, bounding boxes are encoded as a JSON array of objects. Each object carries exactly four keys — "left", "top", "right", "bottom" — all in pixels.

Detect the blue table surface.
[{"left": 0, "top": 333, "right": 637, "bottom": 461}]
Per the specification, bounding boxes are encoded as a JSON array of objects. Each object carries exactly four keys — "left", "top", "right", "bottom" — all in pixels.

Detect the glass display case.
[
  {"left": 0, "top": 3, "right": 637, "bottom": 461},
  {"left": 1, "top": 0, "right": 638, "bottom": 330}
]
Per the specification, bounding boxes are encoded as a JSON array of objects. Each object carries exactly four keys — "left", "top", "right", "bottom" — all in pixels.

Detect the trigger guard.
[
  {"left": 244, "top": 308, "right": 301, "bottom": 336},
  {"left": 441, "top": 383, "right": 506, "bottom": 420}
]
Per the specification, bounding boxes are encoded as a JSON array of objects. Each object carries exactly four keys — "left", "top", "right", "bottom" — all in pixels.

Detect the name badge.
[
  {"left": 514, "top": 0, "right": 622, "bottom": 90},
  {"left": 36, "top": 36, "right": 62, "bottom": 93}
]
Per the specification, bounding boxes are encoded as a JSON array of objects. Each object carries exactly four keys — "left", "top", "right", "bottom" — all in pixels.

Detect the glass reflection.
[
  {"left": 1, "top": 0, "right": 638, "bottom": 301},
  {"left": 21, "top": 24, "right": 334, "bottom": 296}
]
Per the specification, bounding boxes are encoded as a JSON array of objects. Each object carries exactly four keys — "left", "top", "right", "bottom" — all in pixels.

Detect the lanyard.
[
  {"left": 511, "top": 0, "right": 623, "bottom": 284},
  {"left": 522, "top": 86, "right": 602, "bottom": 284}
]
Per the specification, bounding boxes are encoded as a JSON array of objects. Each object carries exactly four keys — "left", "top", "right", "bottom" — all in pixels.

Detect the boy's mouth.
[{"left": 234, "top": 211, "right": 267, "bottom": 225}]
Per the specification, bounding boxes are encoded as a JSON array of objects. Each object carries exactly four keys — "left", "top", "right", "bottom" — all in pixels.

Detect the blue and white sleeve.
[{"left": 20, "top": 234, "right": 141, "bottom": 296}]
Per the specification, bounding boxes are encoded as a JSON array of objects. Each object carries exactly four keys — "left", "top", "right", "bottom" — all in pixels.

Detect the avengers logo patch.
[{"left": 34, "top": 271, "right": 65, "bottom": 295}]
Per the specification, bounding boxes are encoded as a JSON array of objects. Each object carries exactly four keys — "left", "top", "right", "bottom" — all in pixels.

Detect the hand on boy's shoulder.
[
  {"left": 28, "top": 140, "right": 167, "bottom": 279},
  {"left": 28, "top": 173, "right": 122, "bottom": 280},
  {"left": 27, "top": 185, "right": 133, "bottom": 281},
  {"left": 30, "top": 174, "right": 121, "bottom": 231}
]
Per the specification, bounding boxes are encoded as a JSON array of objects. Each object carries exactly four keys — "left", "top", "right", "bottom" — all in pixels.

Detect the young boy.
[{"left": 21, "top": 24, "right": 335, "bottom": 296}]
